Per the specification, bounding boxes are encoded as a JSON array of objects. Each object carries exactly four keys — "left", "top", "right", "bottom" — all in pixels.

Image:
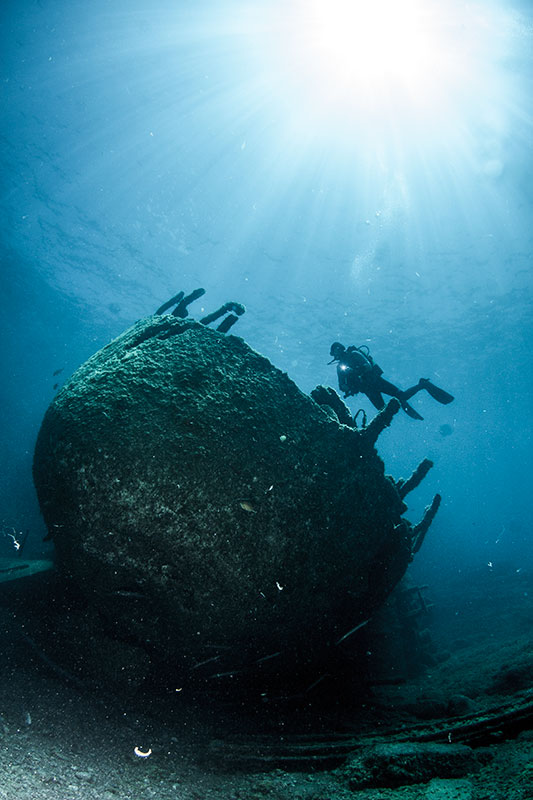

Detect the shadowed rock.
[
  {"left": 341, "top": 742, "right": 491, "bottom": 789},
  {"left": 33, "top": 315, "right": 433, "bottom": 691}
]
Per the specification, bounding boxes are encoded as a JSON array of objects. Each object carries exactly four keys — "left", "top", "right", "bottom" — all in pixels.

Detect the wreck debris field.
[{"left": 2, "top": 0, "right": 532, "bottom": 797}]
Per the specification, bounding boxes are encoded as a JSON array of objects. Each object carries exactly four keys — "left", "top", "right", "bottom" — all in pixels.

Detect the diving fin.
[
  {"left": 402, "top": 403, "right": 424, "bottom": 421},
  {"left": 419, "top": 379, "right": 454, "bottom": 405}
]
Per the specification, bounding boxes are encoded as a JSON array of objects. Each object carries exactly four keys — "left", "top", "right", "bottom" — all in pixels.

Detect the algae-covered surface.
[{"left": 32, "top": 315, "right": 418, "bottom": 693}]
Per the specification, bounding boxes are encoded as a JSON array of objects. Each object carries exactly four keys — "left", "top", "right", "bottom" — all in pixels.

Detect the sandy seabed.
[{"left": 1, "top": 565, "right": 531, "bottom": 800}]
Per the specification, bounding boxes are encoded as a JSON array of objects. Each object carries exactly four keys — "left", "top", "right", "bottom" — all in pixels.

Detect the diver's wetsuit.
[{"left": 330, "top": 343, "right": 454, "bottom": 421}]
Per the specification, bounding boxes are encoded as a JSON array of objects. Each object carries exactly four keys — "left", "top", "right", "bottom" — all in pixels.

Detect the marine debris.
[
  {"left": 396, "top": 458, "right": 434, "bottom": 500},
  {"left": 32, "top": 311, "right": 441, "bottom": 694},
  {"left": 360, "top": 397, "right": 401, "bottom": 446},
  {"left": 0, "top": 558, "right": 53, "bottom": 584},
  {"left": 206, "top": 691, "right": 533, "bottom": 771},
  {"left": 412, "top": 494, "right": 442, "bottom": 555},
  {"left": 155, "top": 286, "right": 245, "bottom": 332},
  {"left": 310, "top": 385, "right": 355, "bottom": 427}
]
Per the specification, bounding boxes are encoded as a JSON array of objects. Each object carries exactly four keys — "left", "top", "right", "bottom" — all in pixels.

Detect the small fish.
[
  {"left": 52, "top": 368, "right": 64, "bottom": 376},
  {"left": 335, "top": 618, "right": 370, "bottom": 646},
  {"left": 239, "top": 501, "right": 256, "bottom": 513},
  {"left": 53, "top": 383, "right": 59, "bottom": 390},
  {"left": 208, "top": 669, "right": 243, "bottom": 680},
  {"left": 305, "top": 674, "right": 330, "bottom": 693},
  {"left": 192, "top": 655, "right": 221, "bottom": 670},
  {"left": 108, "top": 589, "right": 146, "bottom": 600},
  {"left": 255, "top": 651, "right": 281, "bottom": 664}
]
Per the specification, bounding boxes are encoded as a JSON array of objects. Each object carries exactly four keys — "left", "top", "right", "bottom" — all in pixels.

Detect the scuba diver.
[{"left": 328, "top": 342, "right": 454, "bottom": 421}]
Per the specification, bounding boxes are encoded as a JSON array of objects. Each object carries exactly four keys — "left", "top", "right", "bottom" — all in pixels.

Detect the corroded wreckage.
[{"left": 33, "top": 312, "right": 440, "bottom": 694}]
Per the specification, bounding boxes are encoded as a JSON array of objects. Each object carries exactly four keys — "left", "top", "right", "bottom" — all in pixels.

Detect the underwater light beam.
[
  {"left": 290, "top": 0, "right": 460, "bottom": 113},
  {"left": 257, "top": 0, "right": 508, "bottom": 144},
  {"left": 309, "top": 0, "right": 435, "bottom": 97}
]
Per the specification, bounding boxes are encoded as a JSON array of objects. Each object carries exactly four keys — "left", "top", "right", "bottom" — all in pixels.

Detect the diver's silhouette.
[{"left": 329, "top": 342, "right": 454, "bottom": 421}]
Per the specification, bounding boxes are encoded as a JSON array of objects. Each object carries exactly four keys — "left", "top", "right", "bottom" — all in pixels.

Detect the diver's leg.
[
  {"left": 376, "top": 378, "right": 409, "bottom": 401},
  {"left": 402, "top": 383, "right": 425, "bottom": 400},
  {"left": 377, "top": 378, "right": 424, "bottom": 420},
  {"left": 417, "top": 378, "right": 454, "bottom": 404},
  {"left": 364, "top": 389, "right": 386, "bottom": 410}
]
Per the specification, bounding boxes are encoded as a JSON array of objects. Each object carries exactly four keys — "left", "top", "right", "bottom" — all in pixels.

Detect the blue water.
[{"left": 1, "top": 0, "right": 532, "bottom": 593}]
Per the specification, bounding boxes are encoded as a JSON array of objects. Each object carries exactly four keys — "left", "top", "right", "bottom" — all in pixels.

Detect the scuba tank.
[
  {"left": 334, "top": 344, "right": 383, "bottom": 398},
  {"left": 338, "top": 346, "right": 379, "bottom": 396},
  {"left": 344, "top": 345, "right": 383, "bottom": 377}
]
